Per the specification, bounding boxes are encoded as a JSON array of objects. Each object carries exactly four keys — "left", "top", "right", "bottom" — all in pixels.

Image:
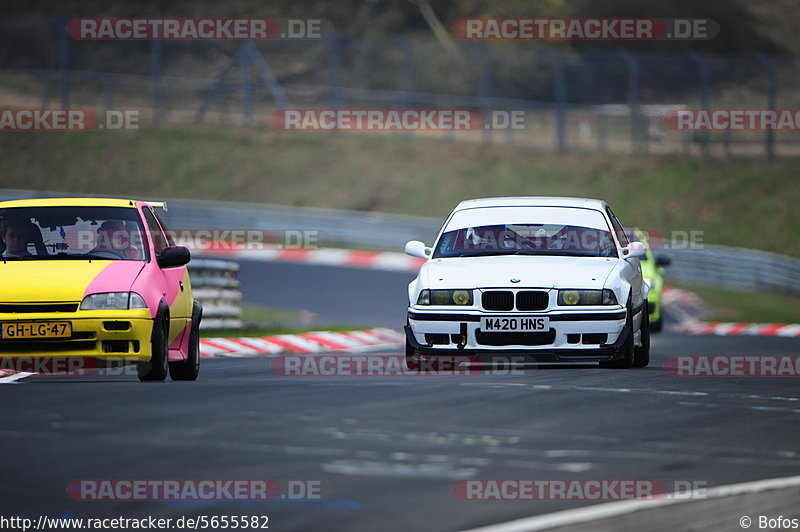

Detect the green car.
[{"left": 628, "top": 229, "right": 671, "bottom": 332}]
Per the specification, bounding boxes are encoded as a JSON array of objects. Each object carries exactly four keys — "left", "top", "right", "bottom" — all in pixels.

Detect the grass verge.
[{"left": 200, "top": 302, "right": 364, "bottom": 338}]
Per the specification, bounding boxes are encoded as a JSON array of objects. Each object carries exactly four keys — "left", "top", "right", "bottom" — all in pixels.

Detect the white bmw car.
[{"left": 404, "top": 197, "right": 650, "bottom": 369}]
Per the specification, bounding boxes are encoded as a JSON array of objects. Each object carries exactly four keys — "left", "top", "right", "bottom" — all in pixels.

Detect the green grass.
[
  {"left": 200, "top": 302, "right": 364, "bottom": 338},
  {"left": 672, "top": 282, "right": 800, "bottom": 323},
  {"left": 2, "top": 126, "right": 799, "bottom": 257}
]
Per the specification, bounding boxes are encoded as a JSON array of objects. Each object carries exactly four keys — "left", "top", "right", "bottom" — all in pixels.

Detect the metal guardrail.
[
  {"left": 659, "top": 245, "right": 800, "bottom": 295},
  {"left": 171, "top": 198, "right": 800, "bottom": 295},
  {"left": 163, "top": 198, "right": 443, "bottom": 251},
  {"left": 187, "top": 259, "right": 242, "bottom": 330}
]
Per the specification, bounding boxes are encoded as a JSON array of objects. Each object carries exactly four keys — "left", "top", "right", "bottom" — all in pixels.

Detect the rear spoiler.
[{"left": 142, "top": 201, "right": 168, "bottom": 211}]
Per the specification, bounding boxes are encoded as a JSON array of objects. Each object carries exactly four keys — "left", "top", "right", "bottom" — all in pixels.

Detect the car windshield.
[
  {"left": 0, "top": 206, "right": 148, "bottom": 261},
  {"left": 433, "top": 206, "right": 618, "bottom": 259},
  {"left": 434, "top": 223, "right": 618, "bottom": 258}
]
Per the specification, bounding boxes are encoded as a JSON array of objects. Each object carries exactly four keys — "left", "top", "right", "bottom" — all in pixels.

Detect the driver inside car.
[{"left": 0, "top": 220, "right": 46, "bottom": 258}]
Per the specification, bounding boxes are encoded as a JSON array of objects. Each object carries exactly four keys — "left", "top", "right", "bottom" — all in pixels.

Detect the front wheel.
[
  {"left": 633, "top": 301, "right": 651, "bottom": 368},
  {"left": 169, "top": 317, "right": 200, "bottom": 381},
  {"left": 600, "top": 301, "right": 635, "bottom": 369},
  {"left": 405, "top": 337, "right": 423, "bottom": 371},
  {"left": 138, "top": 316, "right": 169, "bottom": 381}
]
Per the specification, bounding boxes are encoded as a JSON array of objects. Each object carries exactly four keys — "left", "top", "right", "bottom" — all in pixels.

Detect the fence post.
[
  {"left": 195, "top": 57, "right": 238, "bottom": 123},
  {"left": 690, "top": 52, "right": 710, "bottom": 156},
  {"left": 329, "top": 35, "right": 342, "bottom": 111},
  {"left": 103, "top": 80, "right": 113, "bottom": 114},
  {"left": 472, "top": 42, "right": 492, "bottom": 144},
  {"left": 58, "top": 23, "right": 70, "bottom": 108},
  {"left": 756, "top": 54, "right": 776, "bottom": 158},
  {"left": 41, "top": 75, "right": 50, "bottom": 108},
  {"left": 252, "top": 46, "right": 291, "bottom": 110},
  {"left": 151, "top": 39, "right": 162, "bottom": 122},
  {"left": 597, "top": 112, "right": 608, "bottom": 153},
  {"left": 397, "top": 37, "right": 415, "bottom": 109},
  {"left": 542, "top": 49, "right": 566, "bottom": 153},
  {"left": 240, "top": 41, "right": 254, "bottom": 127},
  {"left": 619, "top": 50, "right": 639, "bottom": 154}
]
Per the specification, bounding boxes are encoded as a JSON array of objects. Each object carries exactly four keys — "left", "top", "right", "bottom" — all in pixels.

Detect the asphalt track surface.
[
  {"left": 2, "top": 261, "right": 800, "bottom": 531},
  {"left": 237, "top": 259, "right": 414, "bottom": 328}
]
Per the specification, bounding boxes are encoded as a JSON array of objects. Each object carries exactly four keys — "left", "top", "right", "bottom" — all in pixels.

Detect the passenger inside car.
[{"left": 91, "top": 219, "right": 142, "bottom": 259}]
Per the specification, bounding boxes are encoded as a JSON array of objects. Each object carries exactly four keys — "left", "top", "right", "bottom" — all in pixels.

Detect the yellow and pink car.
[{"left": 0, "top": 197, "right": 201, "bottom": 381}]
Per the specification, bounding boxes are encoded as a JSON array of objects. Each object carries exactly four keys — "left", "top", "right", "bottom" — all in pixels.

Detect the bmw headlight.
[
  {"left": 417, "top": 289, "right": 473, "bottom": 306},
  {"left": 80, "top": 292, "right": 148, "bottom": 310},
  {"left": 557, "top": 289, "right": 618, "bottom": 306}
]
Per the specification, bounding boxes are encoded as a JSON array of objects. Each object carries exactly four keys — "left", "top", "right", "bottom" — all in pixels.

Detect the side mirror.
[
  {"left": 623, "top": 241, "right": 647, "bottom": 259},
  {"left": 405, "top": 240, "right": 432, "bottom": 259},
  {"left": 157, "top": 246, "right": 191, "bottom": 268},
  {"left": 655, "top": 255, "right": 672, "bottom": 267}
]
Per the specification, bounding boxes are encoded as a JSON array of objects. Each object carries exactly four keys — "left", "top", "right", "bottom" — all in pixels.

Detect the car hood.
[
  {"left": 422, "top": 256, "right": 618, "bottom": 290},
  {"left": 0, "top": 260, "right": 145, "bottom": 303}
]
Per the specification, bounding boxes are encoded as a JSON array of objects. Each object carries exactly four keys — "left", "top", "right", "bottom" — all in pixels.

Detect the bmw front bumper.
[{"left": 406, "top": 307, "right": 630, "bottom": 363}]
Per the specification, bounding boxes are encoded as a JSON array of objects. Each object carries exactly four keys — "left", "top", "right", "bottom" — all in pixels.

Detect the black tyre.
[
  {"left": 169, "top": 311, "right": 200, "bottom": 381},
  {"left": 405, "top": 337, "right": 423, "bottom": 371},
  {"left": 633, "top": 301, "right": 651, "bottom": 368},
  {"left": 600, "top": 301, "right": 635, "bottom": 369},
  {"left": 138, "top": 315, "right": 169, "bottom": 381},
  {"left": 650, "top": 311, "right": 664, "bottom": 333}
]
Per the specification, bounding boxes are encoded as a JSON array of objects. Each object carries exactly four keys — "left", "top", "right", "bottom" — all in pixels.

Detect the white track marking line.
[
  {"left": 460, "top": 474, "right": 800, "bottom": 532},
  {"left": 458, "top": 382, "right": 709, "bottom": 398},
  {"left": 677, "top": 400, "right": 800, "bottom": 415}
]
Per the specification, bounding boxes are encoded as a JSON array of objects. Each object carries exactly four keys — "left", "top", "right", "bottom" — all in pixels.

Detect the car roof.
[
  {"left": 453, "top": 196, "right": 608, "bottom": 212},
  {"left": 0, "top": 197, "right": 141, "bottom": 209}
]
